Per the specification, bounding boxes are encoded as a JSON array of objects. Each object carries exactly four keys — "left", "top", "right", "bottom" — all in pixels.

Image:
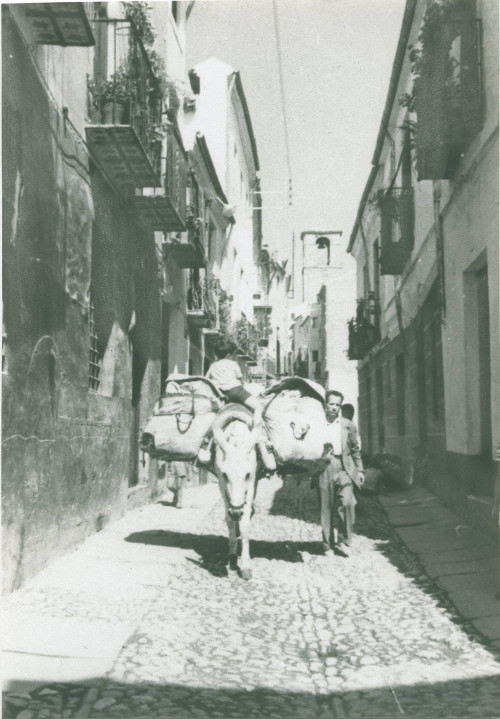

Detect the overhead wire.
[{"left": 272, "top": 0, "right": 293, "bottom": 204}]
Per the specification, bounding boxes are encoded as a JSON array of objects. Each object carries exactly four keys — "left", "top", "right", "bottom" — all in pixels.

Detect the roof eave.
[
  {"left": 348, "top": 0, "right": 418, "bottom": 255},
  {"left": 232, "top": 71, "right": 260, "bottom": 173},
  {"left": 195, "top": 133, "right": 228, "bottom": 204}
]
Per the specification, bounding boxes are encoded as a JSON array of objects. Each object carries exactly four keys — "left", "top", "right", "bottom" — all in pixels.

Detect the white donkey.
[{"left": 212, "top": 404, "right": 260, "bottom": 580}]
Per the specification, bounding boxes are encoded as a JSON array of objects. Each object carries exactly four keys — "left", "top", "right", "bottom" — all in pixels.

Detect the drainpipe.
[{"left": 433, "top": 181, "right": 446, "bottom": 318}]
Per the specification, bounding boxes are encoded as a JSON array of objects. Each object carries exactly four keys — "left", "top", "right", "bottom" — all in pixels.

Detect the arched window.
[{"left": 315, "top": 236, "right": 331, "bottom": 265}]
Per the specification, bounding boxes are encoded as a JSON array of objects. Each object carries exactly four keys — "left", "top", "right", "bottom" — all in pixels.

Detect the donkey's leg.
[
  {"left": 239, "top": 499, "right": 253, "bottom": 580},
  {"left": 226, "top": 509, "right": 238, "bottom": 564},
  {"left": 219, "top": 476, "right": 238, "bottom": 568}
]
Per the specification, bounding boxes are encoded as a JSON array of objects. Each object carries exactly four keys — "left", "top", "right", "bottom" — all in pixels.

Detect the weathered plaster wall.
[
  {"left": 2, "top": 15, "right": 162, "bottom": 592},
  {"left": 442, "top": 136, "right": 499, "bottom": 458}
]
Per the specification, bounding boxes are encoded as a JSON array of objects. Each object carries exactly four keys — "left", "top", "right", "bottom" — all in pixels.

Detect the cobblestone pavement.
[{"left": 4, "top": 476, "right": 500, "bottom": 718}]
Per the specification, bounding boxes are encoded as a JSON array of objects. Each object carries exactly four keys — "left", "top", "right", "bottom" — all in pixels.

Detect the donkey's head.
[{"left": 213, "top": 420, "right": 259, "bottom": 520}]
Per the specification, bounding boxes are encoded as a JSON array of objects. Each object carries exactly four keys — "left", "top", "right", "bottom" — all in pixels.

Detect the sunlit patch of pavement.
[{"left": 3, "top": 475, "right": 500, "bottom": 718}]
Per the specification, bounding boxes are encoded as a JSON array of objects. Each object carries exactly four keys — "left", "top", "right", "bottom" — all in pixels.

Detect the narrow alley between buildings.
[{"left": 4, "top": 477, "right": 500, "bottom": 719}]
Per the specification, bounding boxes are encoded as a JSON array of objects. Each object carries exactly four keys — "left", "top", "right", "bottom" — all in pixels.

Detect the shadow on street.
[
  {"left": 125, "top": 529, "right": 324, "bottom": 577},
  {"left": 4, "top": 673, "right": 500, "bottom": 718}
]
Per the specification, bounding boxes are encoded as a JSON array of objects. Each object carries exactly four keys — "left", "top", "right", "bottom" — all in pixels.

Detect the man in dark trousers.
[{"left": 316, "top": 390, "right": 364, "bottom": 557}]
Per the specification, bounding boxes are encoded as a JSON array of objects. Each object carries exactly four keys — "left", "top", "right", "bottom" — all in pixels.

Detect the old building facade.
[
  {"left": 2, "top": 2, "right": 280, "bottom": 591},
  {"left": 289, "top": 231, "right": 358, "bottom": 404},
  {"left": 348, "top": 0, "right": 499, "bottom": 534}
]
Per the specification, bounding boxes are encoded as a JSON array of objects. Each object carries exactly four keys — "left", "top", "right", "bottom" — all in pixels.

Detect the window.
[
  {"left": 88, "top": 301, "right": 102, "bottom": 391},
  {"left": 312, "top": 349, "right": 319, "bottom": 362},
  {"left": 171, "top": 1, "right": 179, "bottom": 23},
  {"left": 312, "top": 317, "right": 318, "bottom": 329},
  {"left": 396, "top": 353, "right": 406, "bottom": 435}
]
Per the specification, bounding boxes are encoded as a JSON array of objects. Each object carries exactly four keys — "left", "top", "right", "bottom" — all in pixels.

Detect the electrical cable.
[{"left": 272, "top": 0, "right": 293, "bottom": 202}]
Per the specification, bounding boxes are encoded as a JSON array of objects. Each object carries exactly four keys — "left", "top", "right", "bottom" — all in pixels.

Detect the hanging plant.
[
  {"left": 123, "top": 2, "right": 155, "bottom": 47},
  {"left": 399, "top": 0, "right": 481, "bottom": 179},
  {"left": 368, "top": 189, "right": 401, "bottom": 221}
]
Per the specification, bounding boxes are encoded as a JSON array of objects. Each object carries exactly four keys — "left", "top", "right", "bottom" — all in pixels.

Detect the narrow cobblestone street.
[{"left": 4, "top": 477, "right": 500, "bottom": 718}]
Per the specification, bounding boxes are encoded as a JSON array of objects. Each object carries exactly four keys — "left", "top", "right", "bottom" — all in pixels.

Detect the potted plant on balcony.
[{"left": 92, "top": 67, "right": 136, "bottom": 124}]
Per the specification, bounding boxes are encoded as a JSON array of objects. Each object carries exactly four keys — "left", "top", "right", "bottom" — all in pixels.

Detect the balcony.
[
  {"left": 23, "top": 3, "right": 94, "bottom": 46},
  {"left": 347, "top": 299, "right": 379, "bottom": 360},
  {"left": 134, "top": 125, "right": 187, "bottom": 232},
  {"left": 187, "top": 275, "right": 216, "bottom": 328},
  {"left": 233, "top": 315, "right": 258, "bottom": 363},
  {"left": 163, "top": 205, "right": 205, "bottom": 268},
  {"left": 254, "top": 305, "right": 272, "bottom": 347},
  {"left": 85, "top": 19, "right": 163, "bottom": 191},
  {"left": 412, "top": 0, "right": 481, "bottom": 180},
  {"left": 379, "top": 188, "right": 414, "bottom": 276}
]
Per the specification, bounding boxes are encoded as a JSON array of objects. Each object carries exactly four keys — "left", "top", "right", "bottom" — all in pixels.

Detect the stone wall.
[{"left": 1, "top": 15, "right": 162, "bottom": 593}]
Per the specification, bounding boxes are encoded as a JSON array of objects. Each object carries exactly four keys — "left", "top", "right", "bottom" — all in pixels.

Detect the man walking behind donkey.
[{"left": 315, "top": 390, "right": 364, "bottom": 558}]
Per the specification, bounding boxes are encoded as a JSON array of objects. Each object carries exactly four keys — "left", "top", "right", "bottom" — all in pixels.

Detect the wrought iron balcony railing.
[
  {"left": 379, "top": 187, "right": 414, "bottom": 275},
  {"left": 412, "top": 0, "right": 481, "bottom": 180},
  {"left": 254, "top": 306, "right": 272, "bottom": 347},
  {"left": 86, "top": 19, "right": 163, "bottom": 189},
  {"left": 233, "top": 314, "right": 258, "bottom": 361},
  {"left": 163, "top": 204, "right": 205, "bottom": 268},
  {"left": 134, "top": 124, "right": 187, "bottom": 232},
  {"left": 187, "top": 275, "right": 216, "bottom": 328},
  {"left": 347, "top": 299, "right": 379, "bottom": 360}
]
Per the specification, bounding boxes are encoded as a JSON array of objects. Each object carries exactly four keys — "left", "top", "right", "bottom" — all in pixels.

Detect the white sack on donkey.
[
  {"left": 140, "top": 375, "right": 224, "bottom": 461},
  {"left": 261, "top": 377, "right": 331, "bottom": 471}
]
